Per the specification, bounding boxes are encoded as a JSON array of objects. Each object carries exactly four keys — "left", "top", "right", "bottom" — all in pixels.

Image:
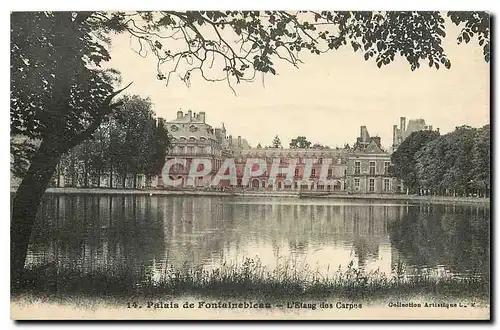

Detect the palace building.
[
  {"left": 392, "top": 116, "right": 438, "bottom": 152},
  {"left": 160, "top": 110, "right": 401, "bottom": 194},
  {"left": 161, "top": 110, "right": 232, "bottom": 187}
]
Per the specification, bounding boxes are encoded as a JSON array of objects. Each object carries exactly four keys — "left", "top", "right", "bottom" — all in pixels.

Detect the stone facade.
[
  {"left": 232, "top": 148, "right": 348, "bottom": 192},
  {"left": 161, "top": 110, "right": 401, "bottom": 194},
  {"left": 345, "top": 125, "right": 400, "bottom": 194},
  {"left": 392, "top": 116, "right": 437, "bottom": 152},
  {"left": 160, "top": 110, "right": 232, "bottom": 187}
]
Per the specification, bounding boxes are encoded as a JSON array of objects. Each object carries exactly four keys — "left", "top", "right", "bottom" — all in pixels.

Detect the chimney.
[
  {"left": 392, "top": 124, "right": 398, "bottom": 145},
  {"left": 158, "top": 117, "right": 165, "bottom": 128},
  {"left": 238, "top": 136, "right": 242, "bottom": 148},
  {"left": 229, "top": 135, "right": 233, "bottom": 146},
  {"left": 177, "top": 110, "right": 183, "bottom": 119},
  {"left": 360, "top": 126, "right": 370, "bottom": 142},
  {"left": 188, "top": 110, "right": 192, "bottom": 121},
  {"left": 428, "top": 125, "right": 433, "bottom": 131},
  {"left": 199, "top": 111, "right": 206, "bottom": 123},
  {"left": 437, "top": 128, "right": 440, "bottom": 133},
  {"left": 400, "top": 117, "right": 406, "bottom": 131}
]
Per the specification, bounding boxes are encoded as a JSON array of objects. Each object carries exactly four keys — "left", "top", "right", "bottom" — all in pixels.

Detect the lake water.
[{"left": 26, "top": 195, "right": 490, "bottom": 281}]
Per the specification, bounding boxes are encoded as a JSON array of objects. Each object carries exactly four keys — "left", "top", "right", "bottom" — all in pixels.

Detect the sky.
[{"left": 105, "top": 18, "right": 490, "bottom": 150}]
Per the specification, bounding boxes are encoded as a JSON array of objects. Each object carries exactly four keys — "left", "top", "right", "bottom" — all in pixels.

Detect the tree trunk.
[
  {"left": 56, "top": 163, "right": 61, "bottom": 188},
  {"left": 97, "top": 169, "right": 101, "bottom": 188},
  {"left": 109, "top": 163, "right": 113, "bottom": 188},
  {"left": 84, "top": 161, "right": 89, "bottom": 188},
  {"left": 133, "top": 173, "right": 137, "bottom": 189},
  {"left": 11, "top": 139, "right": 61, "bottom": 289},
  {"left": 122, "top": 163, "right": 127, "bottom": 189}
]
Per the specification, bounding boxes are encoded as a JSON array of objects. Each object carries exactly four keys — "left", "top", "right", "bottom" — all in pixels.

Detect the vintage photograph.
[{"left": 10, "top": 11, "right": 490, "bottom": 320}]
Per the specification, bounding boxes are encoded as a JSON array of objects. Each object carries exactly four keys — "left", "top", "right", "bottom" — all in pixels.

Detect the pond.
[{"left": 26, "top": 195, "right": 490, "bottom": 282}]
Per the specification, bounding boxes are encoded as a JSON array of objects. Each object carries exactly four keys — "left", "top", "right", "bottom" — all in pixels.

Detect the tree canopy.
[
  {"left": 271, "top": 135, "right": 283, "bottom": 148},
  {"left": 104, "top": 10, "right": 489, "bottom": 94},
  {"left": 289, "top": 136, "right": 312, "bottom": 149},
  {"left": 56, "top": 95, "right": 171, "bottom": 189},
  {"left": 391, "top": 125, "right": 490, "bottom": 196},
  {"left": 391, "top": 130, "right": 441, "bottom": 193}
]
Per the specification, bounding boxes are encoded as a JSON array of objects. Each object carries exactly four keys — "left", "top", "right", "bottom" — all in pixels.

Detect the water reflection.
[{"left": 27, "top": 195, "right": 490, "bottom": 280}]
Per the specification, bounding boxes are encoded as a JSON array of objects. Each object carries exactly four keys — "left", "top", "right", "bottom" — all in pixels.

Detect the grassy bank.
[{"left": 13, "top": 259, "right": 489, "bottom": 301}]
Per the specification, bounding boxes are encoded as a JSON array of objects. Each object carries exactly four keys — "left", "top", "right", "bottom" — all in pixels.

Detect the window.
[
  {"left": 311, "top": 169, "right": 316, "bottom": 177},
  {"left": 318, "top": 158, "right": 323, "bottom": 164},
  {"left": 328, "top": 168, "right": 333, "bottom": 177},
  {"left": 295, "top": 168, "right": 299, "bottom": 177},
  {"left": 179, "top": 146, "right": 185, "bottom": 154},
  {"left": 337, "top": 158, "right": 342, "bottom": 165},
  {"left": 384, "top": 178, "right": 390, "bottom": 192},
  {"left": 384, "top": 161, "right": 390, "bottom": 175},
  {"left": 369, "top": 178, "right": 375, "bottom": 192},
  {"left": 199, "top": 146, "right": 205, "bottom": 154},
  {"left": 187, "top": 146, "right": 194, "bottom": 154},
  {"left": 354, "top": 161, "right": 360, "bottom": 175},
  {"left": 369, "top": 161, "right": 376, "bottom": 175},
  {"left": 354, "top": 178, "right": 360, "bottom": 191}
]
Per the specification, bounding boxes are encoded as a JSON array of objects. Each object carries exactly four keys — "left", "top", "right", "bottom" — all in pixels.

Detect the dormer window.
[
  {"left": 170, "top": 125, "right": 178, "bottom": 132},
  {"left": 189, "top": 125, "right": 198, "bottom": 132}
]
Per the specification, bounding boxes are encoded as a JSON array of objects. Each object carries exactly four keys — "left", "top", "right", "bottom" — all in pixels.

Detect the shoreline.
[{"left": 10, "top": 187, "right": 490, "bottom": 205}]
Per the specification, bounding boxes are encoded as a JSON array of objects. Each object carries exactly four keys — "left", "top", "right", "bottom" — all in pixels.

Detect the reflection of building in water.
[
  {"left": 156, "top": 199, "right": 402, "bottom": 274},
  {"left": 27, "top": 195, "right": 420, "bottom": 279},
  {"left": 27, "top": 195, "right": 490, "bottom": 281},
  {"left": 390, "top": 245, "right": 402, "bottom": 274}
]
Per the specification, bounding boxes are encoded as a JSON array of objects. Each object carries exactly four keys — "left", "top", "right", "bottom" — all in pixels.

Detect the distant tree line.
[
  {"left": 51, "top": 95, "right": 170, "bottom": 189},
  {"left": 390, "top": 125, "right": 490, "bottom": 197}
]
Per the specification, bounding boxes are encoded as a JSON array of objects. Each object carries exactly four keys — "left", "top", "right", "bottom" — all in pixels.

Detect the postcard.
[{"left": 10, "top": 10, "right": 490, "bottom": 320}]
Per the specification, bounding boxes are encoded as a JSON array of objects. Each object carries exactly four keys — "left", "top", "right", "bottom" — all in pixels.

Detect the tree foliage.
[
  {"left": 11, "top": 12, "right": 124, "bottom": 145},
  {"left": 391, "top": 130, "right": 441, "bottom": 193},
  {"left": 289, "top": 136, "right": 312, "bottom": 149},
  {"left": 57, "top": 95, "right": 171, "bottom": 188},
  {"left": 100, "top": 10, "right": 490, "bottom": 94},
  {"left": 11, "top": 10, "right": 490, "bottom": 172},
  {"left": 311, "top": 142, "right": 330, "bottom": 150},
  {"left": 392, "top": 125, "right": 490, "bottom": 196},
  {"left": 271, "top": 135, "right": 283, "bottom": 149}
]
